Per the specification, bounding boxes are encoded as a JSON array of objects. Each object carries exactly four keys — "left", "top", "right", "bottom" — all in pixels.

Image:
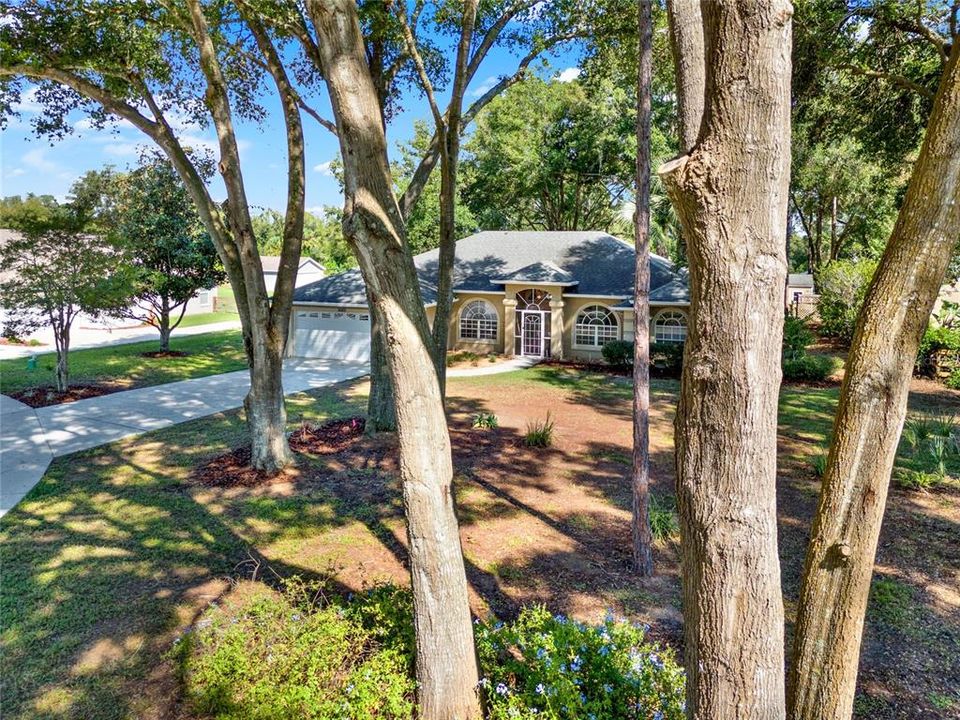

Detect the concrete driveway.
[{"left": 0, "top": 359, "right": 368, "bottom": 516}]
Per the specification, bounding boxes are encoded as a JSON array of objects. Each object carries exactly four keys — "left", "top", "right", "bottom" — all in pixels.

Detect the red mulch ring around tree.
[
  {"left": 192, "top": 417, "right": 367, "bottom": 487},
  {"left": 10, "top": 384, "right": 122, "bottom": 408},
  {"left": 140, "top": 350, "right": 190, "bottom": 359},
  {"left": 289, "top": 417, "right": 366, "bottom": 454}
]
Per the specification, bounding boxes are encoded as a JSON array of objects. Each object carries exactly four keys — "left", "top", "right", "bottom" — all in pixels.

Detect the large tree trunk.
[
  {"left": 665, "top": 0, "right": 705, "bottom": 150},
  {"left": 244, "top": 329, "right": 293, "bottom": 473},
  {"left": 631, "top": 0, "right": 654, "bottom": 577},
  {"left": 788, "top": 47, "right": 960, "bottom": 720},
  {"left": 431, "top": 154, "right": 459, "bottom": 396},
  {"left": 367, "top": 298, "right": 397, "bottom": 432},
  {"left": 309, "top": 2, "right": 481, "bottom": 718},
  {"left": 659, "top": 2, "right": 793, "bottom": 718}
]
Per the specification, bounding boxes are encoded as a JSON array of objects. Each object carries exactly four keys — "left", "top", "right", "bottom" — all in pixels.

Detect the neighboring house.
[
  {"left": 786, "top": 272, "right": 818, "bottom": 319},
  {"left": 288, "top": 231, "right": 690, "bottom": 363},
  {"left": 261, "top": 256, "right": 326, "bottom": 294},
  {"left": 786, "top": 273, "right": 815, "bottom": 306}
]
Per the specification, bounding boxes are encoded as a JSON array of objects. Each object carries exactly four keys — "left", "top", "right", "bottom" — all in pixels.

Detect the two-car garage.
[{"left": 290, "top": 309, "right": 371, "bottom": 362}]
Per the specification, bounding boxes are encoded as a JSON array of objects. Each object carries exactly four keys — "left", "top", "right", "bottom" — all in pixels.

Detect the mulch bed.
[
  {"left": 140, "top": 350, "right": 189, "bottom": 359},
  {"left": 10, "top": 384, "right": 121, "bottom": 408},
  {"left": 192, "top": 417, "right": 367, "bottom": 487},
  {"left": 193, "top": 445, "right": 298, "bottom": 487},
  {"left": 289, "top": 417, "right": 366, "bottom": 454}
]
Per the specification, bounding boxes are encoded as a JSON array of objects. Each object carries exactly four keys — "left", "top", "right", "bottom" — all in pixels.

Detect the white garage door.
[{"left": 293, "top": 310, "right": 371, "bottom": 361}]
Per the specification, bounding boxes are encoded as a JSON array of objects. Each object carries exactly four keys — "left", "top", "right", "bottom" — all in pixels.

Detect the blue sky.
[{"left": 1, "top": 41, "right": 583, "bottom": 216}]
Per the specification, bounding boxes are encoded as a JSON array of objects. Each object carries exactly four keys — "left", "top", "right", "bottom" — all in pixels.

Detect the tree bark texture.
[
  {"left": 659, "top": 2, "right": 793, "bottom": 718},
  {"left": 308, "top": 2, "right": 481, "bottom": 718},
  {"left": 788, "top": 47, "right": 960, "bottom": 720},
  {"left": 54, "top": 324, "right": 70, "bottom": 393},
  {"left": 632, "top": 0, "right": 655, "bottom": 577},
  {"left": 367, "top": 296, "right": 398, "bottom": 432},
  {"left": 665, "top": 0, "right": 705, "bottom": 151}
]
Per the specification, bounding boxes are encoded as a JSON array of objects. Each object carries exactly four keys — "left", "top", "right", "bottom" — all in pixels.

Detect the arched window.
[
  {"left": 459, "top": 300, "right": 498, "bottom": 341},
  {"left": 653, "top": 309, "right": 687, "bottom": 343},
  {"left": 515, "top": 288, "right": 552, "bottom": 310},
  {"left": 575, "top": 305, "right": 619, "bottom": 347}
]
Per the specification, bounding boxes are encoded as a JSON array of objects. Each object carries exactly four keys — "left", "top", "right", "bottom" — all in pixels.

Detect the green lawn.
[
  {"left": 176, "top": 310, "right": 239, "bottom": 328},
  {"left": 0, "top": 330, "right": 247, "bottom": 395},
  {"left": 1, "top": 368, "right": 957, "bottom": 719}
]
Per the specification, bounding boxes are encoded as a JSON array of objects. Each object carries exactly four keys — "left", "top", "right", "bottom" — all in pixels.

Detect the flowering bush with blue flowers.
[{"left": 475, "top": 606, "right": 686, "bottom": 719}]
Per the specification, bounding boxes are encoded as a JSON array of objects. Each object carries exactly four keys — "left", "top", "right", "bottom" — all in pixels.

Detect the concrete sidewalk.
[
  {"left": 0, "top": 359, "right": 367, "bottom": 516},
  {"left": 0, "top": 320, "right": 242, "bottom": 359},
  {"left": 447, "top": 356, "right": 540, "bottom": 377}
]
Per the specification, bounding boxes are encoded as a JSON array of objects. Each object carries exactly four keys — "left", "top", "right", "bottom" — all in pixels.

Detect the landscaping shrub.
[
  {"left": 649, "top": 341, "right": 684, "bottom": 376},
  {"left": 810, "top": 449, "right": 828, "bottom": 478},
  {"left": 817, "top": 260, "right": 876, "bottom": 342},
  {"left": 175, "top": 582, "right": 686, "bottom": 720},
  {"left": 648, "top": 494, "right": 680, "bottom": 541},
  {"left": 601, "top": 340, "right": 634, "bottom": 369},
  {"left": 782, "top": 353, "right": 835, "bottom": 382},
  {"left": 172, "top": 582, "right": 416, "bottom": 720},
  {"left": 916, "top": 324, "right": 960, "bottom": 378},
  {"left": 473, "top": 412, "right": 499, "bottom": 429},
  {"left": 783, "top": 315, "right": 815, "bottom": 362},
  {"left": 524, "top": 413, "right": 555, "bottom": 448},
  {"left": 598, "top": 340, "right": 685, "bottom": 376},
  {"left": 475, "top": 606, "right": 686, "bottom": 720},
  {"left": 895, "top": 411, "right": 959, "bottom": 490},
  {"left": 947, "top": 368, "right": 960, "bottom": 390}
]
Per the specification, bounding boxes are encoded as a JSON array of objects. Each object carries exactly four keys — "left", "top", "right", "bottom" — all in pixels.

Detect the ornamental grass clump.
[{"left": 475, "top": 606, "right": 686, "bottom": 720}]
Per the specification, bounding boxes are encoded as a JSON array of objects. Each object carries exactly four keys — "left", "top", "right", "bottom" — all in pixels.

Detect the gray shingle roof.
[
  {"left": 491, "top": 261, "right": 576, "bottom": 285},
  {"left": 616, "top": 277, "right": 691, "bottom": 308},
  {"left": 293, "top": 231, "right": 688, "bottom": 306}
]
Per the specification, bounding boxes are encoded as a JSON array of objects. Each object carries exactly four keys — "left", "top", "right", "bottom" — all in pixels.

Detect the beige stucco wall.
[
  {"left": 447, "top": 293, "right": 505, "bottom": 353},
  {"left": 290, "top": 295, "right": 689, "bottom": 363}
]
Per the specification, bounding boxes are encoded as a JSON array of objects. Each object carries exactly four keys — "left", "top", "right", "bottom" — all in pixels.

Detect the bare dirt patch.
[{"left": 10, "top": 383, "right": 127, "bottom": 408}]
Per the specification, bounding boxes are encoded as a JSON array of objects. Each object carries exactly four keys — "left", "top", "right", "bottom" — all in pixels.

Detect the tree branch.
[
  {"left": 838, "top": 63, "right": 937, "bottom": 99},
  {"left": 397, "top": 29, "right": 585, "bottom": 220},
  {"left": 852, "top": 6, "right": 950, "bottom": 61},
  {"left": 394, "top": 2, "right": 446, "bottom": 134}
]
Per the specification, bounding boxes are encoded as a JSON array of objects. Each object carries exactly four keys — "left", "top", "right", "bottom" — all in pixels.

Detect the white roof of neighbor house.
[{"left": 261, "top": 256, "right": 324, "bottom": 274}]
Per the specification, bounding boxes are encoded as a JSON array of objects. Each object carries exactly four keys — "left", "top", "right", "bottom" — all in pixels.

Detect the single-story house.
[
  {"left": 288, "top": 231, "right": 690, "bottom": 363},
  {"left": 786, "top": 273, "right": 815, "bottom": 306},
  {"left": 261, "top": 255, "right": 326, "bottom": 294}
]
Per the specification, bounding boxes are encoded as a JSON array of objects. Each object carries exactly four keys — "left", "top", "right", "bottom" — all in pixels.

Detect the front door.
[{"left": 521, "top": 312, "right": 544, "bottom": 357}]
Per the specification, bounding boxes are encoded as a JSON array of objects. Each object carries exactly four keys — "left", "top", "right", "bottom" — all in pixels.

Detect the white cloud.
[
  {"left": 314, "top": 160, "right": 334, "bottom": 176},
  {"left": 11, "top": 87, "right": 42, "bottom": 114},
  {"left": 74, "top": 117, "right": 136, "bottom": 133},
  {"left": 306, "top": 206, "right": 328, "bottom": 216},
  {"left": 102, "top": 142, "right": 143, "bottom": 157},
  {"left": 22, "top": 147, "right": 60, "bottom": 173},
  {"left": 6, "top": 168, "right": 26, "bottom": 178},
  {"left": 470, "top": 76, "right": 499, "bottom": 97},
  {"left": 556, "top": 67, "right": 582, "bottom": 83}
]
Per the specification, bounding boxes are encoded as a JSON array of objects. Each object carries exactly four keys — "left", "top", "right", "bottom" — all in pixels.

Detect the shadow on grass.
[{"left": 2, "top": 369, "right": 958, "bottom": 720}]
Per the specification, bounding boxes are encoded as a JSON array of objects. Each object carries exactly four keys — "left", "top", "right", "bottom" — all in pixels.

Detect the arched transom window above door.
[
  {"left": 653, "top": 309, "right": 688, "bottom": 343},
  {"left": 515, "top": 288, "right": 552, "bottom": 310},
  {"left": 574, "top": 304, "right": 619, "bottom": 347},
  {"left": 459, "top": 300, "right": 498, "bottom": 341}
]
